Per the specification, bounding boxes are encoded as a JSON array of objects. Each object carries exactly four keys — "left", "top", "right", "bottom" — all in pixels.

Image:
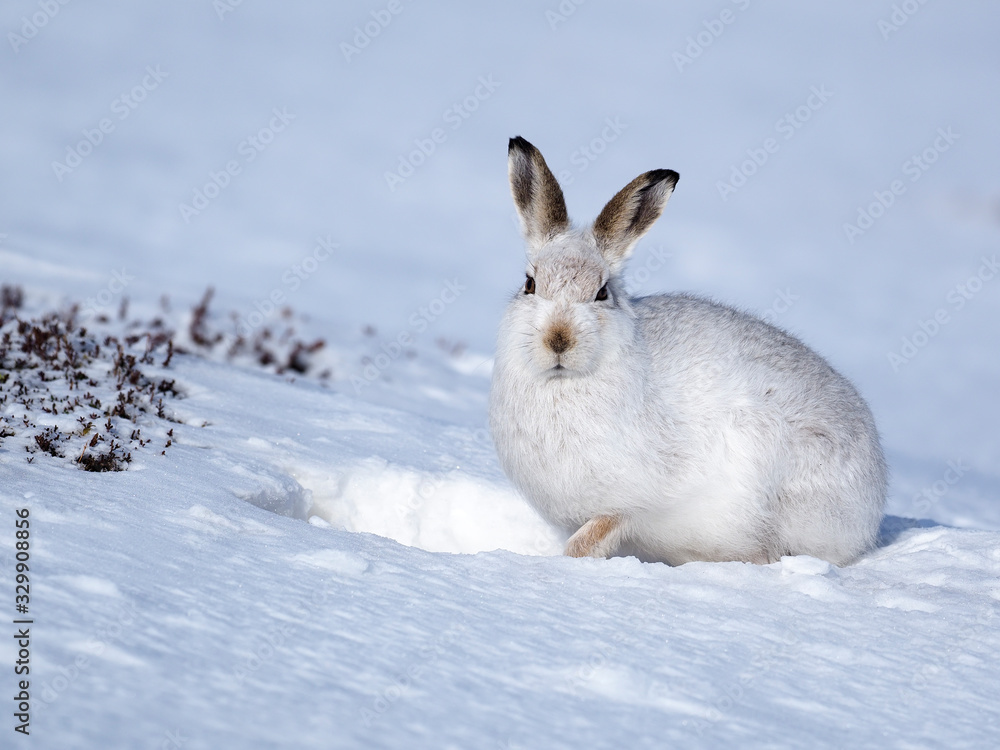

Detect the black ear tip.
[
  {"left": 648, "top": 169, "right": 679, "bottom": 188},
  {"left": 509, "top": 135, "right": 534, "bottom": 155}
]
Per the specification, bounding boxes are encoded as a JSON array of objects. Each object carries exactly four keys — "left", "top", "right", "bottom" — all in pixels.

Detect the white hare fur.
[{"left": 489, "top": 136, "right": 887, "bottom": 566}]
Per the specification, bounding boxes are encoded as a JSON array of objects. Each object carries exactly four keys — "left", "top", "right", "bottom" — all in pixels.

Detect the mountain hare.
[{"left": 489, "top": 136, "right": 887, "bottom": 566}]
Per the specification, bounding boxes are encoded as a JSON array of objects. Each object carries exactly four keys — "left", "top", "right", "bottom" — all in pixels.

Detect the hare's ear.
[
  {"left": 508, "top": 136, "right": 569, "bottom": 248},
  {"left": 593, "top": 169, "right": 678, "bottom": 269}
]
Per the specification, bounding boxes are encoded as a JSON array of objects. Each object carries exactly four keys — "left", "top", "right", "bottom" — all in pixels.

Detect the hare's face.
[
  {"left": 503, "top": 136, "right": 677, "bottom": 377},
  {"left": 513, "top": 234, "right": 632, "bottom": 377}
]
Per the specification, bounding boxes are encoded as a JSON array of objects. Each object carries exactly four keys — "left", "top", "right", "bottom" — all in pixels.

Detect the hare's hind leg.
[{"left": 565, "top": 516, "right": 624, "bottom": 559}]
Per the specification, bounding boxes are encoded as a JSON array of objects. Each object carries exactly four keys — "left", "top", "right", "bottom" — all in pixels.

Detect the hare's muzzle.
[{"left": 544, "top": 323, "right": 575, "bottom": 355}]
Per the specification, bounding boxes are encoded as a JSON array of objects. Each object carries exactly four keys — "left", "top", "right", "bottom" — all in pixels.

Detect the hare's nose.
[{"left": 544, "top": 324, "right": 574, "bottom": 354}]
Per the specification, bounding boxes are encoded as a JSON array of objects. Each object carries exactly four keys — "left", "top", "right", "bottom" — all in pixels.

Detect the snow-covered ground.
[{"left": 2, "top": 2, "right": 999, "bottom": 747}]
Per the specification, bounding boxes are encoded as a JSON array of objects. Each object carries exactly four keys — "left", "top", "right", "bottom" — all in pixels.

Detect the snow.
[{"left": 2, "top": 1, "right": 1000, "bottom": 748}]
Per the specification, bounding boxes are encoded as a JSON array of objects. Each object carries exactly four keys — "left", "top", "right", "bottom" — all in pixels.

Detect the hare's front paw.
[{"left": 564, "top": 515, "right": 623, "bottom": 559}]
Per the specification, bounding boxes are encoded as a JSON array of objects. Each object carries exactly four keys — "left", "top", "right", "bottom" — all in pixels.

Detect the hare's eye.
[
  {"left": 524, "top": 275, "right": 535, "bottom": 295},
  {"left": 595, "top": 284, "right": 609, "bottom": 302}
]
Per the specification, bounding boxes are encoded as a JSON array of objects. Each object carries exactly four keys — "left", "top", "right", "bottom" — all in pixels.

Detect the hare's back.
[{"left": 634, "top": 293, "right": 864, "bottom": 414}]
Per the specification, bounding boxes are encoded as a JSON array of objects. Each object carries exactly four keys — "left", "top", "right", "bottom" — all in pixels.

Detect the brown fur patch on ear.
[
  {"left": 509, "top": 136, "right": 569, "bottom": 241},
  {"left": 508, "top": 138, "right": 537, "bottom": 212},
  {"left": 594, "top": 169, "right": 678, "bottom": 261}
]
